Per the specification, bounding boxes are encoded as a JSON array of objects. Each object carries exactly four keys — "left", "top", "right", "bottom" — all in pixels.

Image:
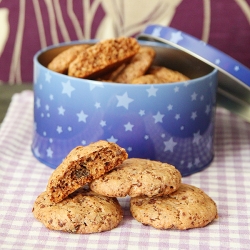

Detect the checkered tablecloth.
[{"left": 0, "top": 90, "right": 250, "bottom": 250}]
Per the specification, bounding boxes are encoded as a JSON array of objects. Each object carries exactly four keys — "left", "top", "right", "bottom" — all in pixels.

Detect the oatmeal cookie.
[
  {"left": 90, "top": 158, "right": 181, "bottom": 197},
  {"left": 130, "top": 183, "right": 218, "bottom": 230},
  {"left": 32, "top": 187, "right": 123, "bottom": 234},
  {"left": 47, "top": 44, "right": 90, "bottom": 73},
  {"left": 68, "top": 37, "right": 140, "bottom": 79},
  {"left": 114, "top": 46, "right": 156, "bottom": 83},
  {"left": 148, "top": 66, "right": 190, "bottom": 83}
]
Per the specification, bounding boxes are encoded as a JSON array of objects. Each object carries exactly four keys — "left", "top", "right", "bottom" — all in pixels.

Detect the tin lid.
[{"left": 138, "top": 24, "right": 250, "bottom": 122}]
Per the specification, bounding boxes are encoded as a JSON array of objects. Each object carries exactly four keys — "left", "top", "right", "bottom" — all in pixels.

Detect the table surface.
[{"left": 0, "top": 90, "right": 250, "bottom": 250}]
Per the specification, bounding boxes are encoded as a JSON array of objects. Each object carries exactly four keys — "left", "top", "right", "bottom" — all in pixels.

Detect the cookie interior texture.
[
  {"left": 90, "top": 158, "right": 182, "bottom": 198},
  {"left": 68, "top": 37, "right": 140, "bottom": 79},
  {"left": 130, "top": 183, "right": 218, "bottom": 230},
  {"left": 46, "top": 140, "right": 128, "bottom": 203},
  {"left": 32, "top": 188, "right": 123, "bottom": 234}
]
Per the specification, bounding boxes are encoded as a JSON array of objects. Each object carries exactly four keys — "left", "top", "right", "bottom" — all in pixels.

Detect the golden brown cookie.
[
  {"left": 68, "top": 37, "right": 140, "bottom": 79},
  {"left": 47, "top": 44, "right": 90, "bottom": 73},
  {"left": 148, "top": 66, "right": 190, "bottom": 83},
  {"left": 130, "top": 183, "right": 218, "bottom": 230},
  {"left": 90, "top": 158, "right": 181, "bottom": 198},
  {"left": 113, "top": 46, "right": 156, "bottom": 83},
  {"left": 131, "top": 74, "right": 167, "bottom": 84},
  {"left": 32, "top": 187, "right": 123, "bottom": 234},
  {"left": 46, "top": 140, "right": 128, "bottom": 203}
]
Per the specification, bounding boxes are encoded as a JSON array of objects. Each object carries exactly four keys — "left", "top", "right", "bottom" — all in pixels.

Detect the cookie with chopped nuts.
[
  {"left": 46, "top": 140, "right": 128, "bottom": 203},
  {"left": 148, "top": 66, "right": 190, "bottom": 83},
  {"left": 68, "top": 37, "right": 140, "bottom": 79},
  {"left": 89, "top": 158, "right": 181, "bottom": 198},
  {"left": 113, "top": 46, "right": 156, "bottom": 83},
  {"left": 32, "top": 187, "right": 123, "bottom": 234},
  {"left": 47, "top": 44, "right": 90, "bottom": 74},
  {"left": 131, "top": 74, "right": 167, "bottom": 84},
  {"left": 130, "top": 183, "right": 218, "bottom": 230}
]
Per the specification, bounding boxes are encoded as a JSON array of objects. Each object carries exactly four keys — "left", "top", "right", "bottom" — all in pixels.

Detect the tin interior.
[{"left": 37, "top": 41, "right": 214, "bottom": 80}]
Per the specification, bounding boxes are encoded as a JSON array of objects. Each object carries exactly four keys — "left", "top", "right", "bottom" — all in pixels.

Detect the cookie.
[
  {"left": 113, "top": 46, "right": 156, "bottom": 83},
  {"left": 46, "top": 140, "right": 128, "bottom": 203},
  {"left": 90, "top": 158, "right": 181, "bottom": 198},
  {"left": 68, "top": 37, "right": 140, "bottom": 79},
  {"left": 32, "top": 187, "right": 123, "bottom": 234},
  {"left": 47, "top": 44, "right": 90, "bottom": 73},
  {"left": 130, "top": 183, "right": 218, "bottom": 230},
  {"left": 131, "top": 74, "right": 167, "bottom": 84},
  {"left": 148, "top": 66, "right": 190, "bottom": 83}
]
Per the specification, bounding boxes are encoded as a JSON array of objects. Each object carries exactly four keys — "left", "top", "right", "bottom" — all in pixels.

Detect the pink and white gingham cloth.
[{"left": 0, "top": 90, "right": 250, "bottom": 250}]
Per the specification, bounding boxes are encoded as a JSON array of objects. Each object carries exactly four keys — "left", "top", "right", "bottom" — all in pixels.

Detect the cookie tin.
[
  {"left": 138, "top": 24, "right": 250, "bottom": 122},
  {"left": 32, "top": 39, "right": 217, "bottom": 176}
]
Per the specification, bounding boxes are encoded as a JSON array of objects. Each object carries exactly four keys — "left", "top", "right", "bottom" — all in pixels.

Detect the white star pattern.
[
  {"left": 144, "top": 135, "right": 149, "bottom": 140},
  {"left": 191, "top": 112, "right": 197, "bottom": 120},
  {"left": 95, "top": 102, "right": 101, "bottom": 109},
  {"left": 163, "top": 138, "right": 177, "bottom": 152},
  {"left": 116, "top": 92, "right": 133, "bottom": 109},
  {"left": 146, "top": 85, "right": 158, "bottom": 97},
  {"left": 58, "top": 106, "right": 65, "bottom": 115},
  {"left": 234, "top": 65, "right": 239, "bottom": 71},
  {"left": 187, "top": 162, "right": 193, "bottom": 169},
  {"left": 191, "top": 92, "right": 198, "bottom": 101},
  {"left": 45, "top": 71, "right": 51, "bottom": 82},
  {"left": 193, "top": 130, "right": 202, "bottom": 145},
  {"left": 45, "top": 104, "right": 49, "bottom": 111},
  {"left": 174, "top": 86, "right": 179, "bottom": 92},
  {"left": 124, "top": 122, "right": 134, "bottom": 131},
  {"left": 62, "top": 80, "right": 75, "bottom": 97},
  {"left": 194, "top": 158, "right": 200, "bottom": 166},
  {"left": 175, "top": 114, "right": 180, "bottom": 120},
  {"left": 205, "top": 105, "right": 211, "bottom": 114},
  {"left": 77, "top": 111, "right": 88, "bottom": 123},
  {"left": 127, "top": 147, "right": 132, "bottom": 152},
  {"left": 47, "top": 147, "right": 53, "bottom": 158},
  {"left": 153, "top": 112, "right": 164, "bottom": 123},
  {"left": 107, "top": 136, "right": 118, "bottom": 143},
  {"left": 152, "top": 27, "right": 162, "bottom": 37},
  {"left": 215, "top": 59, "right": 220, "bottom": 64},
  {"left": 49, "top": 94, "right": 54, "bottom": 100},
  {"left": 82, "top": 140, "right": 86, "bottom": 145},
  {"left": 57, "top": 126, "right": 63, "bottom": 134},
  {"left": 168, "top": 104, "right": 173, "bottom": 111},
  {"left": 100, "top": 120, "right": 106, "bottom": 127},
  {"left": 89, "top": 81, "right": 104, "bottom": 91},
  {"left": 169, "top": 31, "right": 183, "bottom": 44},
  {"left": 139, "top": 110, "right": 145, "bottom": 116}
]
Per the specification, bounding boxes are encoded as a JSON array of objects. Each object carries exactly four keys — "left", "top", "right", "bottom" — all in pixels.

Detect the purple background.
[{"left": 0, "top": 0, "right": 250, "bottom": 84}]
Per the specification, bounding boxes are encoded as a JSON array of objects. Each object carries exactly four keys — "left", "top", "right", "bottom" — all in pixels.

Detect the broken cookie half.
[{"left": 46, "top": 140, "right": 128, "bottom": 203}]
